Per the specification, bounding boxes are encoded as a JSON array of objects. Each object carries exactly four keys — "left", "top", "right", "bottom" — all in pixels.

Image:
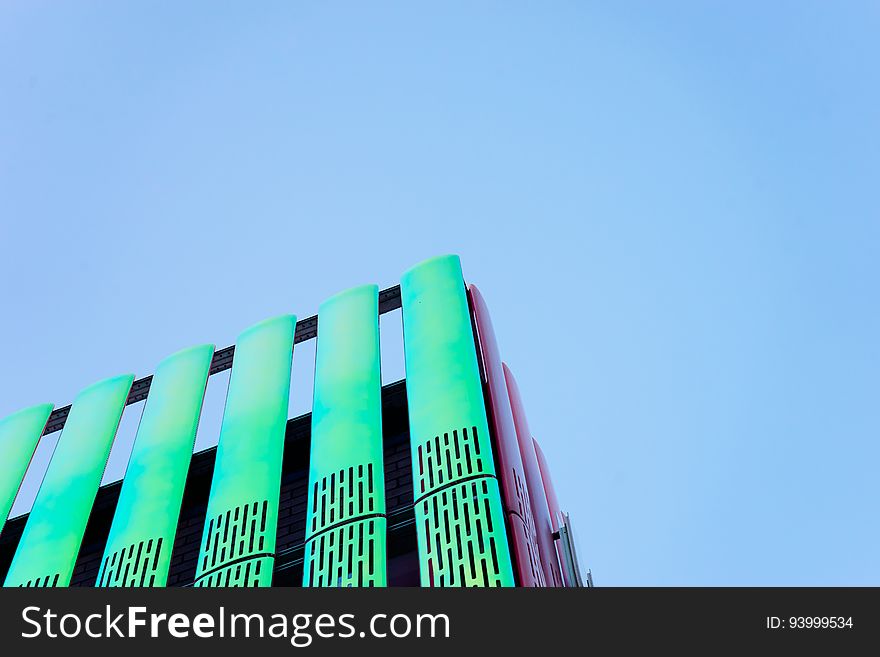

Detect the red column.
[
  {"left": 468, "top": 285, "right": 545, "bottom": 586},
  {"left": 533, "top": 437, "right": 570, "bottom": 586},
  {"left": 504, "top": 364, "right": 564, "bottom": 587}
]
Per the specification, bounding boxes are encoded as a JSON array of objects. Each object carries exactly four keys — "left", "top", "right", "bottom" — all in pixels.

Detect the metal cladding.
[
  {"left": 533, "top": 437, "right": 570, "bottom": 586},
  {"left": 503, "top": 364, "right": 564, "bottom": 587},
  {"left": 194, "top": 315, "right": 296, "bottom": 587},
  {"left": 97, "top": 344, "right": 214, "bottom": 587},
  {"left": 0, "top": 256, "right": 573, "bottom": 588},
  {"left": 468, "top": 284, "right": 545, "bottom": 587},
  {"left": 401, "top": 255, "right": 515, "bottom": 587},
  {"left": 0, "top": 403, "right": 53, "bottom": 534},
  {"left": 304, "top": 285, "right": 386, "bottom": 587},
  {"left": 4, "top": 374, "right": 134, "bottom": 587}
]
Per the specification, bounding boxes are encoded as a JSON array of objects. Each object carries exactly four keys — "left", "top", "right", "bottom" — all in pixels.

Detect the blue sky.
[{"left": 1, "top": 2, "right": 877, "bottom": 585}]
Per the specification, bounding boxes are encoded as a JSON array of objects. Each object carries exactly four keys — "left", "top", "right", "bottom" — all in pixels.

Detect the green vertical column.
[
  {"left": 400, "top": 255, "right": 515, "bottom": 587},
  {"left": 0, "top": 403, "right": 53, "bottom": 533},
  {"left": 4, "top": 374, "right": 134, "bottom": 587},
  {"left": 97, "top": 344, "right": 214, "bottom": 587},
  {"left": 303, "top": 285, "right": 385, "bottom": 587},
  {"left": 194, "top": 315, "right": 296, "bottom": 587}
]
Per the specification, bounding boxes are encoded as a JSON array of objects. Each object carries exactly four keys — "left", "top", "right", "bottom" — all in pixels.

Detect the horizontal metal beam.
[{"left": 41, "top": 285, "right": 402, "bottom": 437}]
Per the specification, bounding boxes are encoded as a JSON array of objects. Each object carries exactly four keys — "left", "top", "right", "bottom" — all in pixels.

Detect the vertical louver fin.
[
  {"left": 304, "top": 285, "right": 386, "bottom": 587},
  {"left": 503, "top": 365, "right": 563, "bottom": 587},
  {"left": 0, "top": 403, "right": 53, "bottom": 534},
  {"left": 4, "top": 375, "right": 134, "bottom": 587},
  {"left": 468, "top": 285, "right": 545, "bottom": 587},
  {"left": 533, "top": 438, "right": 569, "bottom": 587},
  {"left": 193, "top": 315, "right": 295, "bottom": 587},
  {"left": 98, "top": 344, "right": 214, "bottom": 587},
  {"left": 400, "top": 255, "right": 514, "bottom": 587}
]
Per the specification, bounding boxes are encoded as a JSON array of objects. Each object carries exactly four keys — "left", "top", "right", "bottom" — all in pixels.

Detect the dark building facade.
[{"left": 0, "top": 255, "right": 586, "bottom": 587}]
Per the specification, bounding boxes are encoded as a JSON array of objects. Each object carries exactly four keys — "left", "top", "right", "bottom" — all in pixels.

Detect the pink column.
[
  {"left": 468, "top": 285, "right": 545, "bottom": 586},
  {"left": 504, "top": 364, "right": 564, "bottom": 587}
]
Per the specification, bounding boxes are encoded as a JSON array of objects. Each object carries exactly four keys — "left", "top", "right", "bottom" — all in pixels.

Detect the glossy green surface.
[
  {"left": 0, "top": 403, "right": 53, "bottom": 532},
  {"left": 97, "top": 344, "right": 214, "bottom": 587},
  {"left": 304, "top": 285, "right": 386, "bottom": 586},
  {"left": 400, "top": 255, "right": 514, "bottom": 586},
  {"left": 4, "top": 375, "right": 134, "bottom": 587},
  {"left": 194, "top": 315, "right": 295, "bottom": 587}
]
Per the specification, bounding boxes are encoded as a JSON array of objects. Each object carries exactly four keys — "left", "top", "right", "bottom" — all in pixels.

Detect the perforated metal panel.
[
  {"left": 193, "top": 315, "right": 296, "bottom": 587},
  {"left": 16, "top": 574, "right": 59, "bottom": 588},
  {"left": 401, "top": 256, "right": 515, "bottom": 587},
  {"left": 417, "top": 476, "right": 510, "bottom": 586},
  {"left": 4, "top": 374, "right": 133, "bottom": 587},
  {"left": 308, "top": 464, "right": 380, "bottom": 531},
  {"left": 306, "top": 516, "right": 384, "bottom": 587},
  {"left": 509, "top": 466, "right": 545, "bottom": 586},
  {"left": 304, "top": 286, "right": 386, "bottom": 587},
  {"left": 416, "top": 426, "right": 486, "bottom": 492},
  {"left": 196, "top": 500, "right": 272, "bottom": 587},
  {"left": 0, "top": 403, "right": 53, "bottom": 534},
  {"left": 469, "top": 284, "right": 545, "bottom": 586},
  {"left": 98, "top": 344, "right": 214, "bottom": 587},
  {"left": 97, "top": 538, "right": 164, "bottom": 587}
]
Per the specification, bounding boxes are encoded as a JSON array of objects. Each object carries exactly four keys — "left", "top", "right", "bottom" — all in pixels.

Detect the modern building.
[{"left": 0, "top": 255, "right": 587, "bottom": 587}]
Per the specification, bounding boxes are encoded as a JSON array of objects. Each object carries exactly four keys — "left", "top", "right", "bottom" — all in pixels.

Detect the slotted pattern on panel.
[
  {"left": 511, "top": 467, "right": 545, "bottom": 586},
  {"left": 3, "top": 374, "right": 133, "bottom": 588},
  {"left": 304, "top": 285, "right": 386, "bottom": 587},
  {"left": 0, "top": 403, "right": 53, "bottom": 533},
  {"left": 307, "top": 518, "right": 384, "bottom": 587},
  {"left": 468, "top": 284, "right": 545, "bottom": 586},
  {"left": 400, "top": 256, "right": 515, "bottom": 587},
  {"left": 419, "top": 477, "right": 510, "bottom": 586},
  {"left": 195, "top": 558, "right": 271, "bottom": 587},
  {"left": 308, "top": 464, "right": 380, "bottom": 533},
  {"left": 193, "top": 315, "right": 296, "bottom": 588},
  {"left": 504, "top": 364, "right": 564, "bottom": 587},
  {"left": 415, "top": 426, "right": 488, "bottom": 496},
  {"left": 98, "top": 344, "right": 214, "bottom": 587},
  {"left": 97, "top": 538, "right": 164, "bottom": 587},
  {"left": 17, "top": 574, "right": 59, "bottom": 588},
  {"left": 195, "top": 500, "right": 271, "bottom": 587}
]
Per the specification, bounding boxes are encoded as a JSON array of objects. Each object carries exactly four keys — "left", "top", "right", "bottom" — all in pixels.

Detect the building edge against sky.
[{"left": 0, "top": 255, "right": 588, "bottom": 587}]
